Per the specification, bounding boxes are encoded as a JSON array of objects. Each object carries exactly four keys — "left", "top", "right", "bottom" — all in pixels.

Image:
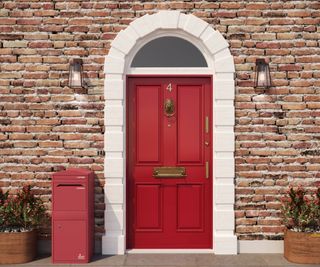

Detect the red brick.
[
  {"left": 13, "top": 141, "right": 37, "bottom": 148},
  {"left": 66, "top": 26, "right": 90, "bottom": 32},
  {"left": 40, "top": 25, "right": 64, "bottom": 32},
  {"left": 17, "top": 19, "right": 42, "bottom": 25},
  {"left": 69, "top": 158, "right": 94, "bottom": 164},
  {"left": 270, "top": 19, "right": 294, "bottom": 25},
  {"left": 64, "top": 141, "right": 90, "bottom": 149},
  {"left": 289, "top": 80, "right": 313, "bottom": 87},
  {"left": 197, "top": 3, "right": 219, "bottom": 9},
  {"left": 43, "top": 157, "right": 68, "bottom": 163},
  {"left": 0, "top": 18, "right": 16, "bottom": 25},
  {"left": 33, "top": 10, "right": 57, "bottom": 17},
  {"left": 28, "top": 42, "right": 53, "bottom": 48},
  {"left": 38, "top": 141, "right": 63, "bottom": 148},
  {"left": 9, "top": 133, "right": 33, "bottom": 140},
  {"left": 279, "top": 64, "right": 302, "bottom": 71},
  {"left": 256, "top": 42, "right": 280, "bottom": 49},
  {"left": 62, "top": 118, "right": 86, "bottom": 125},
  {"left": 63, "top": 49, "right": 88, "bottom": 56},
  {"left": 214, "top": 11, "right": 237, "bottom": 18},
  {"left": 36, "top": 119, "right": 60, "bottom": 125},
  {"left": 220, "top": 3, "right": 242, "bottom": 9},
  {"left": 68, "top": 19, "right": 93, "bottom": 25},
  {"left": 287, "top": 10, "right": 311, "bottom": 17},
  {"left": 307, "top": 103, "right": 320, "bottom": 109},
  {"left": 23, "top": 72, "right": 49, "bottom": 79},
  {"left": 252, "top": 33, "right": 276, "bottom": 40},
  {"left": 44, "top": 18, "right": 67, "bottom": 25}
]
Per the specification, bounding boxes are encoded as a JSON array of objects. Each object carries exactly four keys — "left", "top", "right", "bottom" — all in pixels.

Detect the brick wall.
[{"left": 0, "top": 1, "right": 319, "bottom": 242}]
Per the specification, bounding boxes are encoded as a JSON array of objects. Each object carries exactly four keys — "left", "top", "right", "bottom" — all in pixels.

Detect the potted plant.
[
  {"left": 282, "top": 186, "right": 320, "bottom": 264},
  {"left": 0, "top": 185, "right": 48, "bottom": 264}
]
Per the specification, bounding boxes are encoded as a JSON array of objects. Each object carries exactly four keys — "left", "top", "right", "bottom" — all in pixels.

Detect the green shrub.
[
  {"left": 0, "top": 185, "right": 48, "bottom": 232},
  {"left": 282, "top": 186, "right": 320, "bottom": 232}
]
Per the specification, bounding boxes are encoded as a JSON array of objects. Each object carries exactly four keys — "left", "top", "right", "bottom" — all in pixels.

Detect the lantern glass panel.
[
  {"left": 69, "top": 59, "right": 83, "bottom": 88},
  {"left": 255, "top": 59, "right": 271, "bottom": 88}
]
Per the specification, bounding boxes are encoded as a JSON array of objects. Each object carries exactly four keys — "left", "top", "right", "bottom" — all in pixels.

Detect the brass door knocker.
[{"left": 164, "top": 99, "right": 175, "bottom": 117}]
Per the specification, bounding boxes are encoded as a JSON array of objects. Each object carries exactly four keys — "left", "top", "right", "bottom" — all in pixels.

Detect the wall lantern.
[
  {"left": 254, "top": 58, "right": 272, "bottom": 89},
  {"left": 69, "top": 58, "right": 84, "bottom": 88}
]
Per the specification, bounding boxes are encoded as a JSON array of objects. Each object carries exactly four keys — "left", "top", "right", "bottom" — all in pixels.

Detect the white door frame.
[{"left": 103, "top": 11, "right": 237, "bottom": 255}]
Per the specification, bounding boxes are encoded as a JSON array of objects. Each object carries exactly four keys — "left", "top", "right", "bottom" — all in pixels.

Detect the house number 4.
[{"left": 166, "top": 83, "right": 172, "bottom": 92}]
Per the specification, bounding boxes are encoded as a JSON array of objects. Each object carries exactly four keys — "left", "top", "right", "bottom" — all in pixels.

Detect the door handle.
[
  {"left": 153, "top": 167, "right": 186, "bottom": 178},
  {"left": 205, "top": 116, "right": 209, "bottom": 133},
  {"left": 205, "top": 161, "right": 209, "bottom": 179}
]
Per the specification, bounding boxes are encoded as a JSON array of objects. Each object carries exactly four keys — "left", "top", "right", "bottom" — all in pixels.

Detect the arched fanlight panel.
[{"left": 131, "top": 36, "right": 208, "bottom": 68}]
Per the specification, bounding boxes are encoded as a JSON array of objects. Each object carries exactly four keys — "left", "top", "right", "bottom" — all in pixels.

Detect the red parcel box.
[{"left": 52, "top": 168, "right": 94, "bottom": 263}]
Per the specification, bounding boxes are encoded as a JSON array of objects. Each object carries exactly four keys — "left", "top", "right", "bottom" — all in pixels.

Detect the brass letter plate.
[{"left": 153, "top": 167, "right": 186, "bottom": 178}]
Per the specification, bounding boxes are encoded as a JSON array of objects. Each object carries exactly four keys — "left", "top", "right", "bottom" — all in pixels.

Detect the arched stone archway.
[{"left": 103, "top": 11, "right": 236, "bottom": 255}]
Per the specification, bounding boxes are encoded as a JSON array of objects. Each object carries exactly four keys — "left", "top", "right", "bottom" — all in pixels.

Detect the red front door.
[{"left": 127, "top": 76, "right": 212, "bottom": 249}]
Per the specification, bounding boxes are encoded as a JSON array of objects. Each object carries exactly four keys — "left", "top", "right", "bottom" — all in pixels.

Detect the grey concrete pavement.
[{"left": 2, "top": 254, "right": 320, "bottom": 267}]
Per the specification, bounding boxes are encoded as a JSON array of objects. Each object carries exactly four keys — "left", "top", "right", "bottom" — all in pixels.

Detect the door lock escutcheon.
[{"left": 164, "top": 99, "right": 175, "bottom": 117}]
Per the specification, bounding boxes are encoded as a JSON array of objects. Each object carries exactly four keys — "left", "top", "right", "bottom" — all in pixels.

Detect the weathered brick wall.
[{"left": 0, "top": 1, "right": 319, "bottom": 242}]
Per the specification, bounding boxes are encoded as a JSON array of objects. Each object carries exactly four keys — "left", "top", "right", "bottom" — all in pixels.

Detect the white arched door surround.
[{"left": 103, "top": 11, "right": 236, "bottom": 255}]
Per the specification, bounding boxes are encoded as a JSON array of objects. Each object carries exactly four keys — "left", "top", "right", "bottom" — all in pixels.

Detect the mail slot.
[
  {"left": 153, "top": 167, "right": 186, "bottom": 178},
  {"left": 52, "top": 168, "right": 94, "bottom": 264}
]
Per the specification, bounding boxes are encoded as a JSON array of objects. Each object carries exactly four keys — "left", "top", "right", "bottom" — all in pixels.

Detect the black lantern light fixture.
[
  {"left": 254, "top": 58, "right": 272, "bottom": 89},
  {"left": 69, "top": 58, "right": 84, "bottom": 88}
]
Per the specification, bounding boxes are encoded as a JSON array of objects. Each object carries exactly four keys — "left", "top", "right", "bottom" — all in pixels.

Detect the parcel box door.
[
  {"left": 53, "top": 220, "right": 87, "bottom": 262},
  {"left": 53, "top": 182, "right": 86, "bottom": 211}
]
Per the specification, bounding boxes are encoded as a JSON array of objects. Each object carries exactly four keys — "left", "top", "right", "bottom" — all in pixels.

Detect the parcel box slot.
[{"left": 57, "top": 184, "right": 84, "bottom": 187}]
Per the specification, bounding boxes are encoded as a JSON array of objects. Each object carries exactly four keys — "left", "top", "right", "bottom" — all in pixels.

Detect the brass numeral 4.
[{"left": 166, "top": 83, "right": 172, "bottom": 92}]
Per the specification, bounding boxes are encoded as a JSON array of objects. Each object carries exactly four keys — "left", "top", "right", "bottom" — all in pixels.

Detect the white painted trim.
[
  {"left": 128, "top": 67, "right": 213, "bottom": 75},
  {"left": 239, "top": 241, "right": 284, "bottom": 254},
  {"left": 103, "top": 11, "right": 236, "bottom": 255},
  {"left": 127, "top": 249, "right": 215, "bottom": 254}
]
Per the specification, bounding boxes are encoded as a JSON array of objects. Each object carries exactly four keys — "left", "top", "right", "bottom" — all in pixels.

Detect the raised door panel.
[
  {"left": 177, "top": 85, "right": 203, "bottom": 164},
  {"left": 136, "top": 85, "right": 161, "bottom": 164},
  {"left": 135, "top": 184, "right": 163, "bottom": 231},
  {"left": 176, "top": 184, "right": 204, "bottom": 231}
]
